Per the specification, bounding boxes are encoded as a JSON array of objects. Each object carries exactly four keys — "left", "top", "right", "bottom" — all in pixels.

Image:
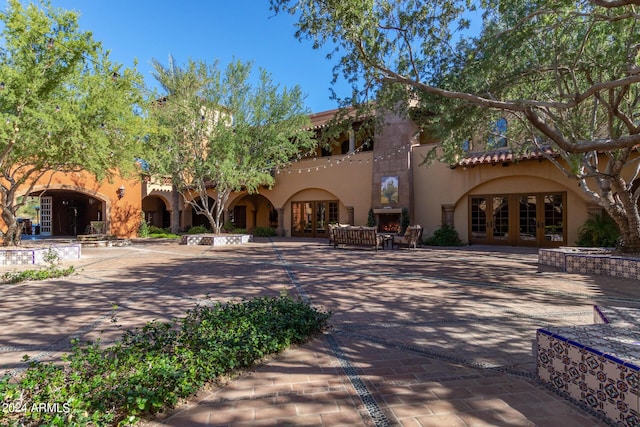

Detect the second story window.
[
  {"left": 361, "top": 137, "right": 374, "bottom": 152},
  {"left": 488, "top": 118, "right": 508, "bottom": 148}
]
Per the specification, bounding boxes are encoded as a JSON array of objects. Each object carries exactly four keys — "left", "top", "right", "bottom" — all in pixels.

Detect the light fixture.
[{"left": 117, "top": 185, "right": 125, "bottom": 199}]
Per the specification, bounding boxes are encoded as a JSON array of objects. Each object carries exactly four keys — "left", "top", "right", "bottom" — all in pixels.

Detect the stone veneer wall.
[
  {"left": 181, "top": 234, "right": 253, "bottom": 246},
  {"left": 0, "top": 244, "right": 81, "bottom": 266},
  {"left": 539, "top": 248, "right": 640, "bottom": 279},
  {"left": 537, "top": 306, "right": 640, "bottom": 426}
]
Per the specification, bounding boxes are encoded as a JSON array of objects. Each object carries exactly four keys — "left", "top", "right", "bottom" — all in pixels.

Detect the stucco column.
[
  {"left": 349, "top": 129, "right": 355, "bottom": 152},
  {"left": 276, "top": 207, "right": 285, "bottom": 236},
  {"left": 442, "top": 204, "right": 455, "bottom": 227},
  {"left": 346, "top": 206, "right": 354, "bottom": 225},
  {"left": 224, "top": 208, "right": 230, "bottom": 226},
  {"left": 586, "top": 202, "right": 603, "bottom": 218}
]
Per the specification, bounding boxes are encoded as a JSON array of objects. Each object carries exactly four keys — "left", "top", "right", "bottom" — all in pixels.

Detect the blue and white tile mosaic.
[
  {"left": 539, "top": 248, "right": 640, "bottom": 280},
  {"left": 181, "top": 234, "right": 253, "bottom": 246},
  {"left": 0, "top": 244, "right": 81, "bottom": 266},
  {"left": 537, "top": 306, "right": 640, "bottom": 426}
]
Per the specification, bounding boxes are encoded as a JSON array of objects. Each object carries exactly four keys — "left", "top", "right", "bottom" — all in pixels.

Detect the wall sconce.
[{"left": 117, "top": 185, "right": 125, "bottom": 199}]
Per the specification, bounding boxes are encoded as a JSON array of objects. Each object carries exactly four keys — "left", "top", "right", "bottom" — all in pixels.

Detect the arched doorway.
[
  {"left": 190, "top": 196, "right": 215, "bottom": 230},
  {"left": 29, "top": 189, "right": 104, "bottom": 236},
  {"left": 229, "top": 194, "right": 276, "bottom": 232},
  {"left": 142, "top": 195, "right": 171, "bottom": 229},
  {"left": 287, "top": 188, "right": 340, "bottom": 238}
]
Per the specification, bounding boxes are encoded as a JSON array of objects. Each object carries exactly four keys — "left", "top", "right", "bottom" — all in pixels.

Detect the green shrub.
[
  {"left": 138, "top": 221, "right": 150, "bottom": 238},
  {"left": 231, "top": 228, "right": 247, "bottom": 234},
  {"left": 146, "top": 225, "right": 179, "bottom": 239},
  {"left": 366, "top": 208, "right": 376, "bottom": 227},
  {"left": 254, "top": 226, "right": 276, "bottom": 237},
  {"left": 424, "top": 224, "right": 463, "bottom": 246},
  {"left": 149, "top": 232, "right": 180, "bottom": 239},
  {"left": 186, "top": 225, "right": 209, "bottom": 234},
  {"left": 400, "top": 207, "right": 410, "bottom": 233},
  {"left": 147, "top": 225, "right": 166, "bottom": 234},
  {"left": 0, "top": 296, "right": 331, "bottom": 426},
  {"left": 1, "top": 265, "right": 75, "bottom": 284},
  {"left": 1, "top": 250, "right": 74, "bottom": 284},
  {"left": 576, "top": 213, "right": 619, "bottom": 247}
]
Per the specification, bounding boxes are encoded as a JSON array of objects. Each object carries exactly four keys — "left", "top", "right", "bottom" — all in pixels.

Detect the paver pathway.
[{"left": 2, "top": 237, "right": 639, "bottom": 426}]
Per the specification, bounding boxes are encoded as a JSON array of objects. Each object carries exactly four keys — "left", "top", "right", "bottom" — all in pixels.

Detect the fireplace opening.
[{"left": 378, "top": 213, "right": 400, "bottom": 233}]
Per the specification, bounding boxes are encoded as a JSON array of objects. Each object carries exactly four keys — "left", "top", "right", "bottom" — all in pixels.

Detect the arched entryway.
[
  {"left": 142, "top": 195, "right": 171, "bottom": 229},
  {"left": 229, "top": 194, "right": 276, "bottom": 232},
  {"left": 28, "top": 189, "right": 105, "bottom": 236},
  {"left": 287, "top": 188, "right": 341, "bottom": 238},
  {"left": 190, "top": 196, "right": 216, "bottom": 230}
]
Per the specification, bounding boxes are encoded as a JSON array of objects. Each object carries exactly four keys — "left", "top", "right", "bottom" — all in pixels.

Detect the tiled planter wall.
[
  {"left": 539, "top": 248, "right": 640, "bottom": 279},
  {"left": 0, "top": 244, "right": 81, "bottom": 266},
  {"left": 537, "top": 306, "right": 640, "bottom": 426},
  {"left": 181, "top": 234, "right": 253, "bottom": 246}
]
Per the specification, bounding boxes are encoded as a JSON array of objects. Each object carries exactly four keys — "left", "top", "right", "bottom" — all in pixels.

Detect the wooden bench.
[
  {"left": 332, "top": 226, "right": 383, "bottom": 251},
  {"left": 328, "top": 223, "right": 351, "bottom": 246}
]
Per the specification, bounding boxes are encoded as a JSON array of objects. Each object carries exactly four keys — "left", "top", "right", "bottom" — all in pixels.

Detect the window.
[
  {"left": 341, "top": 139, "right": 349, "bottom": 154},
  {"left": 361, "top": 137, "right": 374, "bottom": 152},
  {"left": 488, "top": 118, "right": 508, "bottom": 148}
]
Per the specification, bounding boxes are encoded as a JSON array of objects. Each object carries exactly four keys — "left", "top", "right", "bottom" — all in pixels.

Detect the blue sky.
[{"left": 39, "top": 0, "right": 348, "bottom": 113}]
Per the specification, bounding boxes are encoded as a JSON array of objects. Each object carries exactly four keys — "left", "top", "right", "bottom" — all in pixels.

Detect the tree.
[
  {"left": 0, "top": 0, "right": 145, "bottom": 245},
  {"left": 147, "top": 57, "right": 315, "bottom": 234},
  {"left": 366, "top": 208, "right": 376, "bottom": 227},
  {"left": 271, "top": 0, "right": 640, "bottom": 252}
]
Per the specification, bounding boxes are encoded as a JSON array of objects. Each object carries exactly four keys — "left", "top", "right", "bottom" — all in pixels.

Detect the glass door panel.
[
  {"left": 491, "top": 196, "right": 509, "bottom": 241},
  {"left": 291, "top": 202, "right": 309, "bottom": 236},
  {"left": 543, "top": 194, "right": 565, "bottom": 245},
  {"left": 292, "top": 201, "right": 339, "bottom": 238},
  {"left": 518, "top": 195, "right": 538, "bottom": 244},
  {"left": 470, "top": 196, "right": 488, "bottom": 241},
  {"left": 315, "top": 202, "right": 328, "bottom": 237}
]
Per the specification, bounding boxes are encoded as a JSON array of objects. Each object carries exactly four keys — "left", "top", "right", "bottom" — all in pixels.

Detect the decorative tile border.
[
  {"left": 537, "top": 306, "right": 640, "bottom": 425},
  {"left": 180, "top": 234, "right": 253, "bottom": 246},
  {"left": 539, "top": 248, "right": 640, "bottom": 280},
  {"left": 0, "top": 244, "right": 81, "bottom": 266},
  {"left": 79, "top": 239, "right": 131, "bottom": 248}
]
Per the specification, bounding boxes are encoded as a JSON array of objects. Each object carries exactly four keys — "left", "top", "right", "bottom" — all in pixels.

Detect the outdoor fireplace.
[{"left": 373, "top": 208, "right": 402, "bottom": 234}]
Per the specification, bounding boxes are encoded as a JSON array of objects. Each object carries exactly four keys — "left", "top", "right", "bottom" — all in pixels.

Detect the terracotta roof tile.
[{"left": 456, "top": 145, "right": 555, "bottom": 168}]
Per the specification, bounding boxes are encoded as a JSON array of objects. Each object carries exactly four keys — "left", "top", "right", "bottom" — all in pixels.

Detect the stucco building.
[
  {"left": 141, "top": 107, "right": 593, "bottom": 248},
  {"left": 14, "top": 106, "right": 596, "bottom": 247}
]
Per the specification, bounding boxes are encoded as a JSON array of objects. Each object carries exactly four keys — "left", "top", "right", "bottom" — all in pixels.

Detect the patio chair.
[{"left": 392, "top": 225, "right": 423, "bottom": 249}]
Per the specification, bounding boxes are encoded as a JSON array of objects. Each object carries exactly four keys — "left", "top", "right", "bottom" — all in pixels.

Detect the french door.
[
  {"left": 39, "top": 196, "right": 52, "bottom": 236},
  {"left": 469, "top": 192, "right": 565, "bottom": 247},
  {"left": 291, "top": 201, "right": 338, "bottom": 238}
]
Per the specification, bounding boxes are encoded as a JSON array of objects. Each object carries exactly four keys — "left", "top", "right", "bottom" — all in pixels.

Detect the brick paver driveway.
[{"left": 2, "top": 237, "right": 638, "bottom": 426}]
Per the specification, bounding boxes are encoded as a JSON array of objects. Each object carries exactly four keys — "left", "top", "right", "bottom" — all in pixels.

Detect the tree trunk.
[
  {"left": 211, "top": 189, "right": 230, "bottom": 235},
  {"left": 611, "top": 212, "right": 640, "bottom": 253},
  {"left": 1, "top": 208, "right": 21, "bottom": 246},
  {"left": 602, "top": 195, "right": 640, "bottom": 253},
  {"left": 171, "top": 184, "right": 180, "bottom": 234}
]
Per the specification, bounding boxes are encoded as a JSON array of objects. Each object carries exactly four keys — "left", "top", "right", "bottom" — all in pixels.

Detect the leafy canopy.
[
  {"left": 146, "top": 57, "right": 315, "bottom": 232},
  {"left": 0, "top": 0, "right": 146, "bottom": 245},
  {"left": 271, "top": 0, "right": 640, "bottom": 251}
]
